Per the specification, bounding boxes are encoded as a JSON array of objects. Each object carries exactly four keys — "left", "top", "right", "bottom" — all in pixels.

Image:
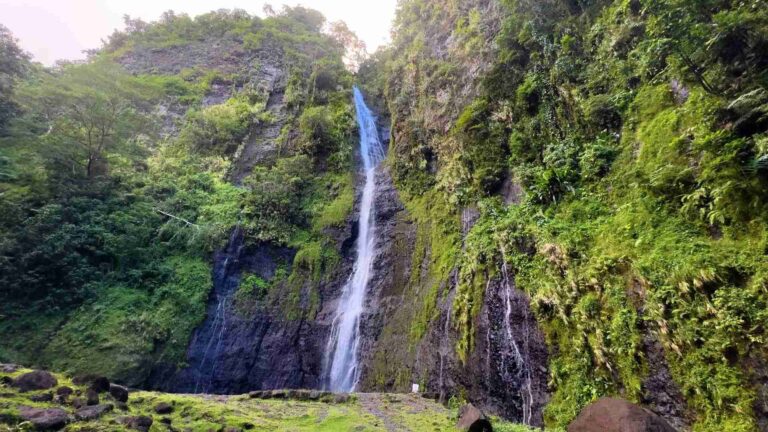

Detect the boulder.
[
  {"left": 109, "top": 383, "right": 129, "bottom": 402},
  {"left": 118, "top": 415, "right": 154, "bottom": 432},
  {"left": 75, "top": 404, "right": 113, "bottom": 421},
  {"left": 567, "top": 397, "right": 676, "bottom": 432},
  {"left": 154, "top": 401, "right": 173, "bottom": 414},
  {"left": 55, "top": 386, "right": 73, "bottom": 397},
  {"left": 86, "top": 388, "right": 100, "bottom": 405},
  {"left": 456, "top": 404, "right": 492, "bottom": 432},
  {"left": 72, "top": 374, "right": 110, "bottom": 393},
  {"left": 29, "top": 392, "right": 54, "bottom": 402},
  {"left": 1, "top": 376, "right": 13, "bottom": 385},
  {"left": 0, "top": 363, "right": 19, "bottom": 373},
  {"left": 12, "top": 370, "right": 58, "bottom": 392},
  {"left": 19, "top": 406, "right": 69, "bottom": 430}
]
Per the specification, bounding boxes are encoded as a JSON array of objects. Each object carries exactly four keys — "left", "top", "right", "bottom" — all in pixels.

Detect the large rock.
[
  {"left": 86, "top": 388, "right": 100, "bottom": 405},
  {"left": 73, "top": 374, "right": 110, "bottom": 393},
  {"left": 567, "top": 397, "right": 676, "bottom": 432},
  {"left": 154, "top": 401, "right": 173, "bottom": 414},
  {"left": 13, "top": 370, "right": 58, "bottom": 392},
  {"left": 29, "top": 392, "right": 53, "bottom": 402},
  {"left": 74, "top": 404, "right": 113, "bottom": 421},
  {"left": 456, "top": 404, "right": 493, "bottom": 432},
  {"left": 19, "top": 406, "right": 69, "bottom": 430},
  {"left": 0, "top": 363, "right": 19, "bottom": 373},
  {"left": 118, "top": 415, "right": 153, "bottom": 432},
  {"left": 109, "top": 383, "right": 129, "bottom": 402}
]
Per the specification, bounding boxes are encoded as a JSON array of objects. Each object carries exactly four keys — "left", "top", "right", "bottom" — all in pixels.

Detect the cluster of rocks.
[
  {"left": 1, "top": 365, "right": 152, "bottom": 431},
  {"left": 247, "top": 389, "right": 352, "bottom": 403},
  {"left": 455, "top": 398, "right": 678, "bottom": 432}
]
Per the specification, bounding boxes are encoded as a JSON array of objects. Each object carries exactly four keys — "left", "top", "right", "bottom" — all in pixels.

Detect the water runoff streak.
[{"left": 324, "top": 87, "right": 385, "bottom": 392}]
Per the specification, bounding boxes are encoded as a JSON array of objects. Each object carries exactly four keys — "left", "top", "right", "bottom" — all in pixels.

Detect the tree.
[
  {"left": 17, "top": 61, "right": 157, "bottom": 180},
  {"left": 328, "top": 21, "right": 368, "bottom": 71},
  {"left": 0, "top": 24, "right": 29, "bottom": 134},
  {"left": 280, "top": 6, "right": 325, "bottom": 32}
]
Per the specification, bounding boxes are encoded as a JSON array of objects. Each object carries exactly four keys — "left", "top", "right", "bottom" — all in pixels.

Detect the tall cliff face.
[
  {"left": 359, "top": 0, "right": 768, "bottom": 430},
  {"left": 5, "top": 3, "right": 768, "bottom": 431},
  {"left": 105, "top": 11, "right": 363, "bottom": 394}
]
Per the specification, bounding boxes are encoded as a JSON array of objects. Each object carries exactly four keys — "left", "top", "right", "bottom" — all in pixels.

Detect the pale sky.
[{"left": 0, "top": 0, "right": 397, "bottom": 65}]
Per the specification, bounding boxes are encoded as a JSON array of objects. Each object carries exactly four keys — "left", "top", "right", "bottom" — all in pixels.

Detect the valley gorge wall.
[{"left": 5, "top": 2, "right": 767, "bottom": 431}]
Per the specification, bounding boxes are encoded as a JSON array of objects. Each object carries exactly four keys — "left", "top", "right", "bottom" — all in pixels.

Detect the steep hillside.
[
  {"left": 359, "top": 0, "right": 768, "bottom": 430},
  {"left": 0, "top": 7, "right": 358, "bottom": 390},
  {"left": 2, "top": 1, "right": 768, "bottom": 431}
]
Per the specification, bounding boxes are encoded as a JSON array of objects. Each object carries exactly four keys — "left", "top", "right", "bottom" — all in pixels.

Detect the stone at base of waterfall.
[
  {"left": 118, "top": 415, "right": 153, "bottom": 432},
  {"left": 12, "top": 370, "right": 58, "bottom": 392},
  {"left": 456, "top": 403, "right": 493, "bottom": 432},
  {"left": 19, "top": 406, "right": 69, "bottom": 430},
  {"left": 567, "top": 397, "right": 676, "bottom": 432},
  {"left": 109, "top": 383, "right": 129, "bottom": 402},
  {"left": 75, "top": 404, "right": 113, "bottom": 421}
]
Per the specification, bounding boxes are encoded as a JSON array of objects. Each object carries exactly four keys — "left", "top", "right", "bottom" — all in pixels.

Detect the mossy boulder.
[{"left": 12, "top": 370, "right": 57, "bottom": 392}]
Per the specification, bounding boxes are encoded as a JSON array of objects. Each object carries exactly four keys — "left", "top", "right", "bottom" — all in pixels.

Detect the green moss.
[
  {"left": 401, "top": 189, "right": 461, "bottom": 343},
  {"left": 0, "top": 368, "right": 486, "bottom": 432},
  {"left": 38, "top": 256, "right": 211, "bottom": 385},
  {"left": 312, "top": 173, "right": 355, "bottom": 231}
]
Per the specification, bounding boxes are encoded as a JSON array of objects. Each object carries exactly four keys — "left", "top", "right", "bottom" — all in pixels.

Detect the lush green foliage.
[
  {"left": 0, "top": 6, "right": 355, "bottom": 384},
  {"left": 379, "top": 0, "right": 768, "bottom": 429}
]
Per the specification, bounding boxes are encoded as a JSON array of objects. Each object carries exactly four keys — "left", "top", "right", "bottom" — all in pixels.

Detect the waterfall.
[
  {"left": 499, "top": 245, "right": 534, "bottom": 425},
  {"left": 324, "top": 86, "right": 385, "bottom": 392}
]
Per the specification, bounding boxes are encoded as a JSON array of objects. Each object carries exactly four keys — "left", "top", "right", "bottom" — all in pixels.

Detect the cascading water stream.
[
  {"left": 324, "top": 86, "right": 385, "bottom": 392},
  {"left": 499, "top": 245, "right": 534, "bottom": 425}
]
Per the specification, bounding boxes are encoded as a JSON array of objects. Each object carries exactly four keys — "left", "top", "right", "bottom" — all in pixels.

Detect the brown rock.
[
  {"left": 109, "top": 383, "right": 129, "bottom": 402},
  {"left": 0, "top": 363, "right": 19, "bottom": 373},
  {"left": 567, "top": 397, "right": 676, "bottom": 432},
  {"left": 12, "top": 370, "right": 58, "bottom": 392},
  {"left": 86, "top": 388, "right": 100, "bottom": 405},
  {"left": 456, "top": 403, "right": 492, "bottom": 432},
  {"left": 74, "top": 404, "right": 113, "bottom": 420},
  {"left": 72, "top": 374, "right": 109, "bottom": 393},
  {"left": 55, "top": 386, "right": 73, "bottom": 396},
  {"left": 71, "top": 397, "right": 86, "bottom": 409},
  {"left": 118, "top": 415, "right": 154, "bottom": 431},
  {"left": 154, "top": 401, "right": 173, "bottom": 414},
  {"left": 29, "top": 392, "right": 54, "bottom": 402},
  {"left": 19, "top": 406, "right": 69, "bottom": 430}
]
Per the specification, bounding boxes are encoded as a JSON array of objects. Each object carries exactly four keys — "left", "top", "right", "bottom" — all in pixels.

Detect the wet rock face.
[
  {"left": 470, "top": 274, "right": 549, "bottom": 425},
  {"left": 146, "top": 228, "right": 325, "bottom": 393},
  {"left": 639, "top": 323, "right": 689, "bottom": 430},
  {"left": 419, "top": 273, "right": 549, "bottom": 427}
]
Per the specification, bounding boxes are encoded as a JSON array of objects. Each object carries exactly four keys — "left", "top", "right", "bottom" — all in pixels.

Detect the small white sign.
[{"left": 411, "top": 383, "right": 419, "bottom": 393}]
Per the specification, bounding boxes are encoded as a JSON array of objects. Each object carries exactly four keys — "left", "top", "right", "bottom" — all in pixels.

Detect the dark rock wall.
[{"left": 146, "top": 228, "right": 321, "bottom": 393}]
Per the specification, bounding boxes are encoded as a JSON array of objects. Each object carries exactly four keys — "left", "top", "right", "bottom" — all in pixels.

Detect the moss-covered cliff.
[
  {"left": 359, "top": 0, "right": 768, "bottom": 430},
  {"left": 3, "top": 1, "right": 768, "bottom": 431}
]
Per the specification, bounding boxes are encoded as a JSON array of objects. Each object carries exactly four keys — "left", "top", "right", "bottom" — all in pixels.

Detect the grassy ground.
[{"left": 0, "top": 367, "right": 535, "bottom": 431}]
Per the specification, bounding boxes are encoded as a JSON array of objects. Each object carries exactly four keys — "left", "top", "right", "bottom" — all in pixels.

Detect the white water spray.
[{"left": 324, "top": 87, "right": 385, "bottom": 392}]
